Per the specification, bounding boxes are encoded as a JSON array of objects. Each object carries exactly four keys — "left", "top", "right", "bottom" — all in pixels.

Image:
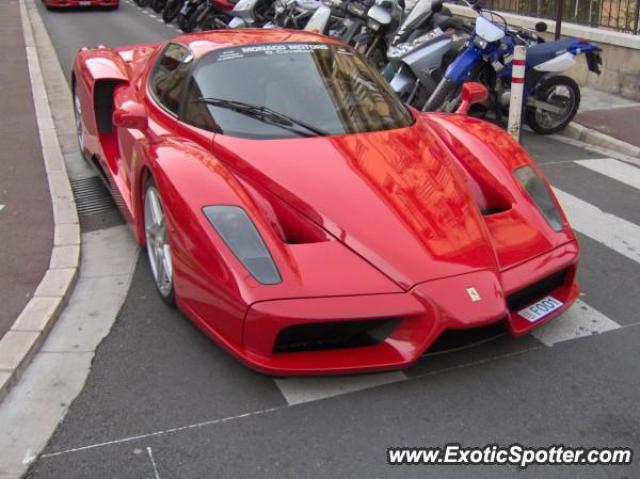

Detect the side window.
[
  {"left": 150, "top": 43, "right": 193, "bottom": 114},
  {"left": 183, "top": 78, "right": 220, "bottom": 132}
]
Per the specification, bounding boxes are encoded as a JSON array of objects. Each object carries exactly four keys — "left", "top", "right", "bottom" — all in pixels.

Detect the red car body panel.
[
  {"left": 44, "top": 0, "right": 118, "bottom": 7},
  {"left": 73, "top": 30, "right": 580, "bottom": 375}
]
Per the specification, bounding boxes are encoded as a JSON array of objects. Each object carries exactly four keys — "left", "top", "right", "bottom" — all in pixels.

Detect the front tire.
[
  {"left": 72, "top": 86, "right": 86, "bottom": 157},
  {"left": 144, "top": 178, "right": 176, "bottom": 306},
  {"left": 176, "top": 10, "right": 199, "bottom": 32},
  {"left": 526, "top": 75, "right": 580, "bottom": 135},
  {"left": 162, "top": 0, "right": 182, "bottom": 22},
  {"left": 423, "top": 78, "right": 459, "bottom": 112},
  {"left": 150, "top": 0, "right": 166, "bottom": 12}
]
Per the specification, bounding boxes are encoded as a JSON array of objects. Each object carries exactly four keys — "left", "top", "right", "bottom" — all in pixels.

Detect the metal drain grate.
[{"left": 70, "top": 176, "right": 116, "bottom": 216}]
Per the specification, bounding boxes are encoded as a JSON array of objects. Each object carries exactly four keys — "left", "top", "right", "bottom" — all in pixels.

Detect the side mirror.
[
  {"left": 455, "top": 82, "right": 488, "bottom": 115},
  {"left": 535, "top": 21, "right": 548, "bottom": 32},
  {"left": 113, "top": 100, "right": 148, "bottom": 131}
]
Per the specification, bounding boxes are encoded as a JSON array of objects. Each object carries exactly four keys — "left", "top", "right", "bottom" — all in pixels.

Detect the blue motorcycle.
[{"left": 424, "top": 1, "right": 602, "bottom": 134}]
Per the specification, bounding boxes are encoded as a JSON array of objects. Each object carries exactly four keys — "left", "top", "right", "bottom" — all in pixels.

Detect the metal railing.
[{"left": 488, "top": 0, "right": 640, "bottom": 33}]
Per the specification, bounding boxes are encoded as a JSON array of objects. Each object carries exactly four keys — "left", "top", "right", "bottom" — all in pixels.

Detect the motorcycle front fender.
[
  {"left": 304, "top": 4, "right": 330, "bottom": 33},
  {"left": 228, "top": 16, "right": 249, "bottom": 27},
  {"left": 444, "top": 47, "right": 482, "bottom": 84},
  {"left": 390, "top": 67, "right": 416, "bottom": 96}
]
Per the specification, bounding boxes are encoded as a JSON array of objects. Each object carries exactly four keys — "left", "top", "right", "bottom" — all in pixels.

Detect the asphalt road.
[{"left": 29, "top": 4, "right": 640, "bottom": 478}]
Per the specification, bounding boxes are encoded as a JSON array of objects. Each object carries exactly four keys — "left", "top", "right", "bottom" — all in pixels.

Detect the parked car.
[
  {"left": 43, "top": 0, "right": 119, "bottom": 9},
  {"left": 72, "top": 30, "right": 579, "bottom": 375}
]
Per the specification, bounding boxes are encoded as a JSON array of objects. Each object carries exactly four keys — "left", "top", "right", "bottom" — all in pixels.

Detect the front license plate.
[
  {"left": 79, "top": 1, "right": 91, "bottom": 4},
  {"left": 517, "top": 296, "right": 564, "bottom": 323}
]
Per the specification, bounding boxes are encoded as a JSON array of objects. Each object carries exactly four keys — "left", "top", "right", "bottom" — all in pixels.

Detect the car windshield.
[{"left": 182, "top": 43, "right": 413, "bottom": 139}]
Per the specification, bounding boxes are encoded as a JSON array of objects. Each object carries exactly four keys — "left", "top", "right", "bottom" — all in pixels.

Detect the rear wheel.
[
  {"left": 526, "top": 75, "right": 580, "bottom": 135},
  {"left": 134, "top": 0, "right": 150, "bottom": 6},
  {"left": 144, "top": 178, "right": 175, "bottom": 306},
  {"left": 72, "top": 86, "right": 85, "bottom": 154}
]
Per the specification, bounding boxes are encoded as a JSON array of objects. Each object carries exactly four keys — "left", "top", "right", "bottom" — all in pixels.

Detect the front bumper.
[
  {"left": 44, "top": 0, "right": 119, "bottom": 7},
  {"left": 238, "top": 241, "right": 579, "bottom": 375}
]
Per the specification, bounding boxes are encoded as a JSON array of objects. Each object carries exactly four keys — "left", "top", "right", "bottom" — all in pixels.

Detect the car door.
[{"left": 116, "top": 43, "right": 194, "bottom": 195}]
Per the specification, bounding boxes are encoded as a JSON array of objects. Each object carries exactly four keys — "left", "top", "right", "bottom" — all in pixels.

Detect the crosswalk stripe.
[
  {"left": 531, "top": 299, "right": 620, "bottom": 346},
  {"left": 275, "top": 371, "right": 407, "bottom": 406},
  {"left": 0, "top": 205, "right": 4, "bottom": 212},
  {"left": 553, "top": 188, "right": 640, "bottom": 264},
  {"left": 574, "top": 158, "right": 640, "bottom": 191}
]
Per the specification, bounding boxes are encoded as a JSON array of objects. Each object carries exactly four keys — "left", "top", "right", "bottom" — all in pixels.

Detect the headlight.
[
  {"left": 387, "top": 28, "right": 443, "bottom": 60},
  {"left": 203, "top": 205, "right": 281, "bottom": 285},
  {"left": 368, "top": 18, "right": 381, "bottom": 31},
  {"left": 514, "top": 166, "right": 564, "bottom": 232},
  {"left": 473, "top": 35, "right": 488, "bottom": 49}
]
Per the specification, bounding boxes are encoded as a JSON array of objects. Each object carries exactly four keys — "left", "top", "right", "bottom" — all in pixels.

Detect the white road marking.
[
  {"left": 531, "top": 300, "right": 620, "bottom": 346},
  {"left": 553, "top": 188, "right": 640, "bottom": 264},
  {"left": 275, "top": 371, "right": 407, "bottom": 406},
  {"left": 0, "top": 204, "right": 5, "bottom": 212},
  {"left": 40, "top": 407, "right": 280, "bottom": 458},
  {"left": 146, "top": 447, "right": 161, "bottom": 479},
  {"left": 575, "top": 158, "right": 640, "bottom": 191}
]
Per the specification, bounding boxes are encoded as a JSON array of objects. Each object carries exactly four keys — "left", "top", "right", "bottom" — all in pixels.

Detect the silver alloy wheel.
[
  {"left": 144, "top": 186, "right": 173, "bottom": 297},
  {"left": 73, "top": 92, "right": 84, "bottom": 151}
]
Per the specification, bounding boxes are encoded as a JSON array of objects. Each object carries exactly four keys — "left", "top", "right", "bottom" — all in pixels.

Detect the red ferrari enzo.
[
  {"left": 44, "top": 0, "right": 118, "bottom": 9},
  {"left": 72, "top": 30, "right": 579, "bottom": 375}
]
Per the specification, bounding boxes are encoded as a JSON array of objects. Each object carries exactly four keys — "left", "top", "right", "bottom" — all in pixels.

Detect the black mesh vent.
[
  {"left": 274, "top": 319, "right": 398, "bottom": 353},
  {"left": 507, "top": 269, "right": 568, "bottom": 311}
]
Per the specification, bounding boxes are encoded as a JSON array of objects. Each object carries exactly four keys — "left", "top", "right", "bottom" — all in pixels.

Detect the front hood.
[{"left": 213, "top": 121, "right": 498, "bottom": 289}]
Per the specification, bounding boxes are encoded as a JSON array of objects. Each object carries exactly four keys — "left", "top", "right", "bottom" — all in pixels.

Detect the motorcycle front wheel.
[
  {"left": 177, "top": 10, "right": 200, "bottom": 32},
  {"left": 526, "top": 75, "right": 580, "bottom": 135},
  {"left": 162, "top": 0, "right": 182, "bottom": 22},
  {"left": 422, "top": 78, "right": 460, "bottom": 112},
  {"left": 150, "top": 0, "right": 167, "bottom": 12}
]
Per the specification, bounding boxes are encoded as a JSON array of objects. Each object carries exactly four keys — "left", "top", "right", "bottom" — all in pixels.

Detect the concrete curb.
[
  {"left": 0, "top": 0, "right": 80, "bottom": 402},
  {"left": 560, "top": 122, "right": 640, "bottom": 160}
]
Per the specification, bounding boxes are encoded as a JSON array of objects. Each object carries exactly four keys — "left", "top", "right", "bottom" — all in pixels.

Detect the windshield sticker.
[{"left": 214, "top": 43, "right": 330, "bottom": 62}]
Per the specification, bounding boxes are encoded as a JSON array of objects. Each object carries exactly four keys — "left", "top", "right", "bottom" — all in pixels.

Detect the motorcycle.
[
  {"left": 228, "top": 0, "right": 275, "bottom": 27},
  {"left": 424, "top": 1, "right": 602, "bottom": 134},
  {"left": 179, "top": 0, "right": 235, "bottom": 31},
  {"left": 383, "top": 0, "right": 469, "bottom": 107},
  {"left": 303, "top": 0, "right": 398, "bottom": 62},
  {"left": 177, "top": 0, "right": 208, "bottom": 31},
  {"left": 163, "top": 0, "right": 186, "bottom": 22},
  {"left": 350, "top": 0, "right": 404, "bottom": 67},
  {"left": 269, "top": 0, "right": 322, "bottom": 28}
]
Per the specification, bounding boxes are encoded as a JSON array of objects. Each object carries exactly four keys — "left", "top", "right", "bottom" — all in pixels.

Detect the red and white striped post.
[{"left": 508, "top": 45, "right": 527, "bottom": 143}]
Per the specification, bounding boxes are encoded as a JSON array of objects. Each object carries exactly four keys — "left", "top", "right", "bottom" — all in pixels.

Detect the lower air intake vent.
[
  {"left": 507, "top": 269, "right": 568, "bottom": 311},
  {"left": 274, "top": 319, "right": 398, "bottom": 353}
]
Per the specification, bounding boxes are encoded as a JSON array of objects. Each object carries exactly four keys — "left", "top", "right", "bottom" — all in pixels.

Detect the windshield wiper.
[{"left": 193, "top": 97, "right": 328, "bottom": 137}]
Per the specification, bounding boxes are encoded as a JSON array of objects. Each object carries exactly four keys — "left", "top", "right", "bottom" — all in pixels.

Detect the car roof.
[{"left": 173, "top": 29, "right": 344, "bottom": 58}]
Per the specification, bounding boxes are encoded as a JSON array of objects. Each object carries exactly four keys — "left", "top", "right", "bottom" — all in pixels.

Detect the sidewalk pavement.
[
  {"left": 0, "top": 0, "right": 53, "bottom": 339},
  {"left": 571, "top": 88, "right": 640, "bottom": 152},
  {"left": 0, "top": 0, "right": 79, "bottom": 403}
]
